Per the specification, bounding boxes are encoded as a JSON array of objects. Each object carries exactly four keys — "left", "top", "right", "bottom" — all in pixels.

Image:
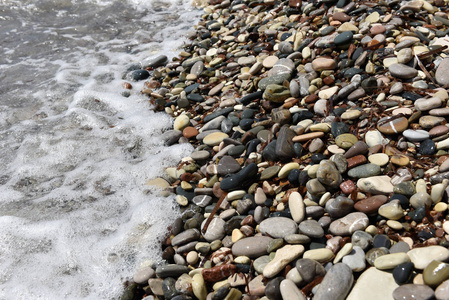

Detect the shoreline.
[{"left": 122, "top": 0, "right": 449, "bottom": 299}]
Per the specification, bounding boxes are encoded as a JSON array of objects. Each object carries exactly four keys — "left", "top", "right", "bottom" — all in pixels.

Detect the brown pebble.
[
  {"left": 346, "top": 155, "right": 367, "bottom": 169},
  {"left": 429, "top": 125, "right": 449, "bottom": 137},
  {"left": 354, "top": 195, "right": 388, "bottom": 215},
  {"left": 183, "top": 126, "right": 199, "bottom": 139},
  {"left": 305, "top": 94, "right": 318, "bottom": 104},
  {"left": 332, "top": 12, "right": 351, "bottom": 22},
  {"left": 340, "top": 180, "right": 356, "bottom": 194}
]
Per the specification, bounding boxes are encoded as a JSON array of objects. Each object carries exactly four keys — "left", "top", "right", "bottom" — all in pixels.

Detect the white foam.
[{"left": 0, "top": 0, "right": 201, "bottom": 298}]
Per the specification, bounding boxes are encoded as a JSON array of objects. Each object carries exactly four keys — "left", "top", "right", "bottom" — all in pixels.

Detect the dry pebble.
[{"left": 120, "top": 0, "right": 449, "bottom": 298}]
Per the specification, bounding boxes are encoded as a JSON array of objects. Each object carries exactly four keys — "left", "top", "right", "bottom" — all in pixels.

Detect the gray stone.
[
  {"left": 259, "top": 217, "right": 297, "bottom": 239},
  {"left": 298, "top": 220, "right": 325, "bottom": 238},
  {"left": 275, "top": 126, "right": 296, "bottom": 161},
  {"left": 317, "top": 160, "right": 342, "bottom": 188},
  {"left": 171, "top": 229, "right": 201, "bottom": 247},
  {"left": 389, "top": 63, "right": 418, "bottom": 79},
  {"left": 351, "top": 230, "right": 373, "bottom": 250},
  {"left": 201, "top": 218, "right": 226, "bottom": 242},
  {"left": 436, "top": 58, "right": 449, "bottom": 86},
  {"left": 393, "top": 284, "right": 435, "bottom": 300},
  {"left": 232, "top": 236, "right": 273, "bottom": 258},
  {"left": 348, "top": 163, "right": 381, "bottom": 178},
  {"left": 325, "top": 196, "right": 354, "bottom": 219},
  {"left": 342, "top": 246, "right": 366, "bottom": 272},
  {"left": 329, "top": 212, "right": 369, "bottom": 236},
  {"left": 296, "top": 258, "right": 326, "bottom": 284},
  {"left": 156, "top": 264, "right": 190, "bottom": 278},
  {"left": 314, "top": 263, "right": 353, "bottom": 300}
]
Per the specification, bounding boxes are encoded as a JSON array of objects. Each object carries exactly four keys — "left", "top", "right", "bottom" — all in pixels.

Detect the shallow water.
[{"left": 0, "top": 0, "right": 200, "bottom": 298}]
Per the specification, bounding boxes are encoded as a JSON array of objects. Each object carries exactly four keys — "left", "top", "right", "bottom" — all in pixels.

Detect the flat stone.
[
  {"left": 378, "top": 200, "right": 404, "bottom": 220},
  {"left": 365, "top": 130, "right": 385, "bottom": 147},
  {"left": 203, "top": 132, "right": 229, "bottom": 146},
  {"left": 280, "top": 279, "right": 306, "bottom": 300},
  {"left": 303, "top": 248, "right": 334, "bottom": 263},
  {"left": 232, "top": 236, "right": 273, "bottom": 258},
  {"left": 172, "top": 229, "right": 201, "bottom": 246},
  {"left": 357, "top": 175, "right": 394, "bottom": 194},
  {"left": 408, "top": 246, "right": 449, "bottom": 270},
  {"left": 347, "top": 268, "right": 399, "bottom": 300},
  {"left": 436, "top": 58, "right": 449, "bottom": 86},
  {"left": 289, "top": 192, "right": 305, "bottom": 223},
  {"left": 298, "top": 219, "right": 324, "bottom": 238},
  {"left": 389, "top": 63, "right": 418, "bottom": 79},
  {"left": 348, "top": 163, "right": 381, "bottom": 178},
  {"left": 415, "top": 97, "right": 442, "bottom": 111},
  {"left": 393, "top": 284, "right": 435, "bottom": 300},
  {"left": 217, "top": 156, "right": 241, "bottom": 175},
  {"left": 259, "top": 217, "right": 297, "bottom": 239},
  {"left": 402, "top": 129, "right": 430, "bottom": 142},
  {"left": 329, "top": 212, "right": 369, "bottom": 236},
  {"left": 263, "top": 84, "right": 291, "bottom": 103},
  {"left": 314, "top": 263, "right": 353, "bottom": 300},
  {"left": 368, "top": 153, "right": 389, "bottom": 166},
  {"left": 312, "top": 57, "right": 337, "bottom": 71},
  {"left": 263, "top": 245, "right": 305, "bottom": 278},
  {"left": 435, "top": 280, "right": 449, "bottom": 300},
  {"left": 423, "top": 260, "right": 449, "bottom": 287},
  {"left": 377, "top": 116, "right": 408, "bottom": 134},
  {"left": 342, "top": 246, "right": 366, "bottom": 272},
  {"left": 374, "top": 253, "right": 411, "bottom": 270},
  {"left": 354, "top": 195, "right": 387, "bottom": 215}
]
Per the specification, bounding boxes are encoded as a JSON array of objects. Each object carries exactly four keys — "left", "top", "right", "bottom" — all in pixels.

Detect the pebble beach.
[{"left": 122, "top": 0, "right": 449, "bottom": 299}]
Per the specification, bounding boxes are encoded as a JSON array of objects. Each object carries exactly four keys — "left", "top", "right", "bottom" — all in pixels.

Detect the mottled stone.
[{"left": 329, "top": 212, "right": 369, "bottom": 236}]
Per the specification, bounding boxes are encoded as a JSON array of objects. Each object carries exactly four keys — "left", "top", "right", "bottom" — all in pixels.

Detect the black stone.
[
  {"left": 293, "top": 143, "right": 303, "bottom": 157},
  {"left": 156, "top": 265, "right": 190, "bottom": 278},
  {"left": 224, "top": 216, "right": 245, "bottom": 235},
  {"left": 203, "top": 107, "right": 234, "bottom": 123},
  {"left": 344, "top": 67, "right": 363, "bottom": 78},
  {"left": 361, "top": 77, "right": 378, "bottom": 94},
  {"left": 187, "top": 93, "right": 204, "bottom": 102},
  {"left": 220, "top": 163, "right": 259, "bottom": 191},
  {"left": 331, "top": 122, "right": 350, "bottom": 137},
  {"left": 418, "top": 230, "right": 434, "bottom": 241},
  {"left": 288, "top": 169, "right": 300, "bottom": 184},
  {"left": 293, "top": 110, "right": 314, "bottom": 123},
  {"left": 263, "top": 140, "right": 278, "bottom": 162},
  {"left": 239, "top": 119, "right": 254, "bottom": 131},
  {"left": 228, "top": 145, "right": 246, "bottom": 157},
  {"left": 393, "top": 262, "right": 414, "bottom": 285},
  {"left": 373, "top": 234, "right": 391, "bottom": 249},
  {"left": 298, "top": 170, "right": 309, "bottom": 186},
  {"left": 212, "top": 284, "right": 231, "bottom": 300},
  {"left": 390, "top": 194, "right": 409, "bottom": 209},
  {"left": 265, "top": 277, "right": 283, "bottom": 300},
  {"left": 275, "top": 126, "right": 296, "bottom": 161},
  {"left": 419, "top": 139, "right": 436, "bottom": 155},
  {"left": 246, "top": 139, "right": 261, "bottom": 156},
  {"left": 334, "top": 31, "right": 353, "bottom": 45},
  {"left": 311, "top": 153, "right": 327, "bottom": 164},
  {"left": 131, "top": 69, "right": 150, "bottom": 81},
  {"left": 408, "top": 206, "right": 426, "bottom": 222},
  {"left": 162, "top": 277, "right": 178, "bottom": 300},
  {"left": 241, "top": 109, "right": 255, "bottom": 119},
  {"left": 239, "top": 91, "right": 263, "bottom": 105}
]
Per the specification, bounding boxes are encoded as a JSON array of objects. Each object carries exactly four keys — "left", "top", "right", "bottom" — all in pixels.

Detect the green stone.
[
  {"left": 393, "top": 181, "right": 416, "bottom": 196},
  {"left": 423, "top": 260, "right": 449, "bottom": 287},
  {"left": 267, "top": 239, "right": 284, "bottom": 253},
  {"left": 254, "top": 255, "right": 270, "bottom": 274},
  {"left": 260, "top": 166, "right": 281, "bottom": 180},
  {"left": 335, "top": 133, "right": 358, "bottom": 149},
  {"left": 263, "top": 84, "right": 291, "bottom": 103}
]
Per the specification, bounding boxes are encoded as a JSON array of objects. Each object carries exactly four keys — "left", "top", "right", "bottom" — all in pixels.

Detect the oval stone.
[
  {"left": 232, "top": 236, "right": 273, "bottom": 258},
  {"left": 377, "top": 116, "right": 408, "bottom": 134},
  {"left": 389, "top": 63, "right": 418, "bottom": 79},
  {"left": 354, "top": 195, "right": 387, "bottom": 215},
  {"left": 259, "top": 217, "right": 298, "bottom": 239},
  {"left": 329, "top": 212, "right": 369, "bottom": 236}
]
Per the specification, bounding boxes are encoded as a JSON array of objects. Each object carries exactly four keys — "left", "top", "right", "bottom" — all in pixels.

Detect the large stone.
[
  {"left": 263, "top": 245, "right": 304, "bottom": 278},
  {"left": 316, "top": 160, "right": 342, "bottom": 188},
  {"left": 408, "top": 246, "right": 449, "bottom": 269},
  {"left": 329, "top": 212, "right": 369, "bottom": 236},
  {"left": 436, "top": 58, "right": 449, "bottom": 86},
  {"left": 389, "top": 63, "right": 418, "bottom": 79},
  {"left": 347, "top": 267, "right": 399, "bottom": 300},
  {"left": 314, "top": 263, "right": 353, "bottom": 300},
  {"left": 357, "top": 176, "right": 394, "bottom": 194},
  {"left": 232, "top": 236, "right": 273, "bottom": 258},
  {"left": 275, "top": 126, "right": 296, "bottom": 161},
  {"left": 259, "top": 217, "right": 297, "bottom": 238},
  {"left": 393, "top": 284, "right": 434, "bottom": 300},
  {"left": 280, "top": 279, "right": 306, "bottom": 300}
]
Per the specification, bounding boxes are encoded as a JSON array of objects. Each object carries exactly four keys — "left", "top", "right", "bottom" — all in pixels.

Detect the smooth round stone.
[
  {"left": 279, "top": 162, "right": 300, "bottom": 179},
  {"left": 393, "top": 284, "right": 435, "bottom": 300},
  {"left": 409, "top": 192, "right": 432, "bottom": 209},
  {"left": 423, "top": 260, "right": 449, "bottom": 287},
  {"left": 373, "top": 234, "right": 391, "bottom": 249},
  {"left": 201, "top": 218, "right": 226, "bottom": 242},
  {"left": 390, "top": 154, "right": 410, "bottom": 166},
  {"left": 366, "top": 247, "right": 390, "bottom": 266},
  {"left": 393, "top": 262, "right": 414, "bottom": 285},
  {"left": 357, "top": 175, "right": 394, "bottom": 195},
  {"left": 342, "top": 246, "right": 366, "bottom": 272},
  {"left": 265, "top": 277, "right": 283, "bottom": 300},
  {"left": 325, "top": 196, "right": 354, "bottom": 218},
  {"left": 377, "top": 116, "right": 408, "bottom": 134},
  {"left": 314, "top": 263, "right": 353, "bottom": 300},
  {"left": 228, "top": 144, "right": 245, "bottom": 157},
  {"left": 346, "top": 267, "right": 399, "bottom": 300},
  {"left": 156, "top": 264, "right": 190, "bottom": 278},
  {"left": 217, "top": 156, "right": 241, "bottom": 175},
  {"left": 341, "top": 110, "right": 362, "bottom": 120},
  {"left": 368, "top": 153, "right": 389, "bottom": 166},
  {"left": 420, "top": 139, "right": 436, "bottom": 155},
  {"left": 408, "top": 246, "right": 449, "bottom": 270},
  {"left": 260, "top": 165, "right": 281, "bottom": 180},
  {"left": 312, "top": 57, "right": 337, "bottom": 71},
  {"left": 431, "top": 125, "right": 449, "bottom": 138},
  {"left": 295, "top": 258, "right": 325, "bottom": 284},
  {"left": 232, "top": 236, "right": 273, "bottom": 258},
  {"left": 365, "top": 130, "right": 384, "bottom": 147},
  {"left": 316, "top": 160, "right": 342, "bottom": 188},
  {"left": 171, "top": 229, "right": 201, "bottom": 247},
  {"left": 387, "top": 220, "right": 403, "bottom": 230},
  {"left": 390, "top": 82, "right": 404, "bottom": 94},
  {"left": 133, "top": 267, "right": 155, "bottom": 284},
  {"left": 351, "top": 231, "right": 373, "bottom": 251},
  {"left": 397, "top": 48, "right": 413, "bottom": 64},
  {"left": 259, "top": 217, "right": 297, "bottom": 239},
  {"left": 402, "top": 129, "right": 430, "bottom": 142},
  {"left": 263, "top": 245, "right": 305, "bottom": 278},
  {"left": 394, "top": 182, "right": 415, "bottom": 197},
  {"left": 263, "top": 84, "right": 291, "bottom": 103},
  {"left": 329, "top": 212, "right": 369, "bottom": 236},
  {"left": 419, "top": 116, "right": 446, "bottom": 130},
  {"left": 348, "top": 163, "right": 381, "bottom": 178},
  {"left": 334, "top": 31, "right": 354, "bottom": 45},
  {"left": 263, "top": 56, "right": 279, "bottom": 68},
  {"left": 378, "top": 200, "right": 404, "bottom": 220},
  {"left": 289, "top": 192, "right": 305, "bottom": 223},
  {"left": 374, "top": 253, "right": 411, "bottom": 270},
  {"left": 435, "top": 280, "right": 449, "bottom": 300},
  {"left": 174, "top": 115, "right": 190, "bottom": 131},
  {"left": 354, "top": 195, "right": 387, "bottom": 215},
  {"left": 303, "top": 248, "right": 334, "bottom": 263},
  {"left": 436, "top": 58, "right": 449, "bottom": 86},
  {"left": 254, "top": 255, "right": 270, "bottom": 274},
  {"left": 415, "top": 97, "right": 442, "bottom": 111},
  {"left": 335, "top": 133, "right": 358, "bottom": 149},
  {"left": 203, "top": 132, "right": 229, "bottom": 146},
  {"left": 389, "top": 63, "right": 418, "bottom": 79},
  {"left": 280, "top": 279, "right": 306, "bottom": 300},
  {"left": 298, "top": 219, "right": 324, "bottom": 238},
  {"left": 192, "top": 274, "right": 207, "bottom": 300}
]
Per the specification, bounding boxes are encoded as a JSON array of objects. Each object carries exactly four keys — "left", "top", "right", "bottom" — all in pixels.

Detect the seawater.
[{"left": 0, "top": 0, "right": 201, "bottom": 298}]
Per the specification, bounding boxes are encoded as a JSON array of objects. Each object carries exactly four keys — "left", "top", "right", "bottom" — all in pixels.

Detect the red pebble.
[
  {"left": 340, "top": 180, "right": 356, "bottom": 194},
  {"left": 202, "top": 264, "right": 237, "bottom": 282},
  {"left": 346, "top": 155, "right": 367, "bottom": 169}
]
